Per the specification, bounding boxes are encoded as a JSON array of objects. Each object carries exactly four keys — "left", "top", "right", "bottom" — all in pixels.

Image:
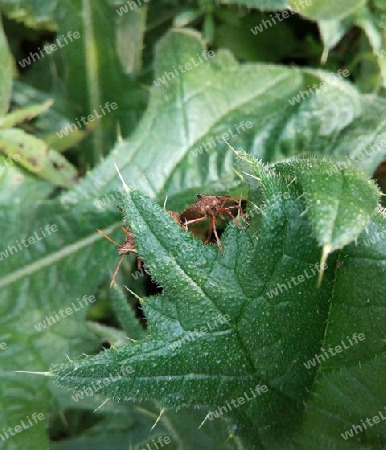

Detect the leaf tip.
[
  {"left": 317, "top": 244, "right": 331, "bottom": 287},
  {"left": 123, "top": 284, "right": 143, "bottom": 301},
  {"left": 14, "top": 370, "right": 52, "bottom": 376},
  {"left": 114, "top": 161, "right": 130, "bottom": 192},
  {"left": 93, "top": 398, "right": 110, "bottom": 413}
]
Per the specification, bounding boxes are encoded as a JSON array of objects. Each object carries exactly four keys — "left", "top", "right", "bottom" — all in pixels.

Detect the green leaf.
[
  {"left": 116, "top": 8, "right": 147, "bottom": 74},
  {"left": 317, "top": 18, "right": 353, "bottom": 58},
  {"left": 0, "top": 0, "right": 57, "bottom": 30},
  {"left": 0, "top": 17, "right": 12, "bottom": 116},
  {"left": 50, "top": 154, "right": 386, "bottom": 447},
  {"left": 0, "top": 29, "right": 305, "bottom": 450},
  {"left": 297, "top": 208, "right": 386, "bottom": 448},
  {"left": 10, "top": 81, "right": 89, "bottom": 152},
  {"left": 49, "top": 181, "right": 333, "bottom": 448},
  {"left": 0, "top": 99, "right": 83, "bottom": 183},
  {"left": 354, "top": 5, "right": 386, "bottom": 90},
  {"left": 0, "top": 100, "right": 53, "bottom": 128},
  {"left": 50, "top": 405, "right": 241, "bottom": 450},
  {"left": 250, "top": 69, "right": 386, "bottom": 176},
  {"left": 215, "top": 0, "right": 288, "bottom": 9},
  {"left": 0, "top": 162, "right": 101, "bottom": 450},
  {"left": 291, "top": 0, "right": 365, "bottom": 20},
  {"left": 0, "top": 200, "right": 121, "bottom": 449},
  {"left": 50, "top": 0, "right": 147, "bottom": 165},
  {"left": 58, "top": 31, "right": 386, "bottom": 211},
  {"left": 61, "top": 28, "right": 303, "bottom": 207},
  {"left": 174, "top": 9, "right": 203, "bottom": 28},
  {"left": 0, "top": 128, "right": 78, "bottom": 187},
  {"left": 110, "top": 284, "right": 146, "bottom": 341},
  {"left": 9, "top": 0, "right": 148, "bottom": 165},
  {"left": 0, "top": 163, "right": 53, "bottom": 203},
  {"left": 274, "top": 157, "right": 380, "bottom": 253}
]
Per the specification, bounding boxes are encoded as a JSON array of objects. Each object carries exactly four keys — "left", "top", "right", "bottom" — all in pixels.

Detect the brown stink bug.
[{"left": 180, "top": 194, "right": 247, "bottom": 252}]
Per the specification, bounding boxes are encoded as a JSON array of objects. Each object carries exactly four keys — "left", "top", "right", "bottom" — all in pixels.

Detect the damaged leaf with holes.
[{"left": 0, "top": 102, "right": 78, "bottom": 187}]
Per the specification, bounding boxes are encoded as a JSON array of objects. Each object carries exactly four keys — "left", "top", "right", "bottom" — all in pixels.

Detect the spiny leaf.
[
  {"left": 51, "top": 156, "right": 386, "bottom": 448},
  {"left": 50, "top": 181, "right": 334, "bottom": 447},
  {"left": 274, "top": 157, "right": 380, "bottom": 252}
]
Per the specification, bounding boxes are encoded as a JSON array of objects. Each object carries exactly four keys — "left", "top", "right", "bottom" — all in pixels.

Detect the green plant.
[{"left": 1, "top": 1, "right": 386, "bottom": 449}]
